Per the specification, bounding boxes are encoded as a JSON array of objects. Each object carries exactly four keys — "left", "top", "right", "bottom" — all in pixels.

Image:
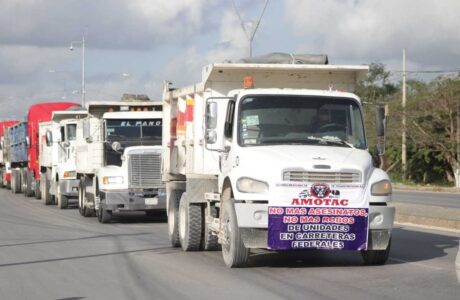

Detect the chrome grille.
[
  {"left": 283, "top": 170, "right": 361, "bottom": 183},
  {"left": 128, "top": 152, "right": 163, "bottom": 188}
]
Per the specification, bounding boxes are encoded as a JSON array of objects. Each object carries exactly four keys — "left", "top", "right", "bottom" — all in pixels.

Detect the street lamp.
[{"left": 69, "top": 33, "right": 86, "bottom": 106}]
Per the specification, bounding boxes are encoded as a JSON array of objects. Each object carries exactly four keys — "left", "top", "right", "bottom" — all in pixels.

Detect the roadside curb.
[
  {"left": 393, "top": 184, "right": 460, "bottom": 194},
  {"left": 393, "top": 202, "right": 460, "bottom": 231}
]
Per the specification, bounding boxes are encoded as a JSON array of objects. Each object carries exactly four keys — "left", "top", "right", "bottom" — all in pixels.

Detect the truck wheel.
[
  {"left": 167, "top": 189, "right": 183, "bottom": 247},
  {"left": 221, "top": 199, "right": 249, "bottom": 268},
  {"left": 202, "top": 205, "right": 220, "bottom": 251},
  {"left": 79, "top": 179, "right": 95, "bottom": 217},
  {"left": 361, "top": 238, "right": 391, "bottom": 265},
  {"left": 178, "top": 193, "right": 203, "bottom": 251},
  {"left": 20, "top": 169, "right": 27, "bottom": 194},
  {"left": 34, "top": 179, "right": 41, "bottom": 199},
  {"left": 10, "top": 170, "right": 15, "bottom": 193},
  {"left": 98, "top": 206, "right": 112, "bottom": 223},
  {"left": 57, "top": 184, "right": 68, "bottom": 209},
  {"left": 41, "top": 173, "right": 52, "bottom": 205},
  {"left": 24, "top": 171, "right": 34, "bottom": 197},
  {"left": 12, "top": 170, "right": 21, "bottom": 194},
  {"left": 78, "top": 180, "right": 85, "bottom": 216}
]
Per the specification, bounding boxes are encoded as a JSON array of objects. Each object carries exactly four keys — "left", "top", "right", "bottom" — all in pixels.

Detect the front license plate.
[{"left": 145, "top": 198, "right": 158, "bottom": 205}]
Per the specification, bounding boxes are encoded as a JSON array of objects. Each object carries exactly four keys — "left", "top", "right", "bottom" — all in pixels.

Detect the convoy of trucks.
[
  {"left": 162, "top": 59, "right": 394, "bottom": 267},
  {"left": 75, "top": 99, "right": 164, "bottom": 223},
  {"left": 0, "top": 54, "right": 397, "bottom": 269},
  {"left": 0, "top": 120, "right": 19, "bottom": 188}
]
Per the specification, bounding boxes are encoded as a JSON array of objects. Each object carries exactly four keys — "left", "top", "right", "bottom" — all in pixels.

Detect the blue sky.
[{"left": 1, "top": 0, "right": 459, "bottom": 119}]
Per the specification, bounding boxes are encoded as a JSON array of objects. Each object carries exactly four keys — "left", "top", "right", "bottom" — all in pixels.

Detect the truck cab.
[
  {"left": 40, "top": 110, "right": 87, "bottom": 207},
  {"left": 76, "top": 100, "right": 165, "bottom": 223},
  {"left": 97, "top": 111, "right": 164, "bottom": 219}
]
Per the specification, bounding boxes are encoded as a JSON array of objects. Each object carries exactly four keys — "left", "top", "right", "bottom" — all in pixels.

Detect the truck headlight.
[
  {"left": 371, "top": 179, "right": 392, "bottom": 196},
  {"left": 102, "top": 176, "right": 123, "bottom": 185},
  {"left": 237, "top": 177, "right": 268, "bottom": 193},
  {"left": 63, "top": 171, "right": 76, "bottom": 178}
]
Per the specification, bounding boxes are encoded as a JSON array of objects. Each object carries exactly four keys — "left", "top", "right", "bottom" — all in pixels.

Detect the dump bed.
[{"left": 8, "top": 122, "right": 28, "bottom": 164}]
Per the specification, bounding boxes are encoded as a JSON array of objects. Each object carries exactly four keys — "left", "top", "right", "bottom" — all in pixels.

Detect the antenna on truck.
[{"left": 231, "top": 0, "right": 269, "bottom": 57}]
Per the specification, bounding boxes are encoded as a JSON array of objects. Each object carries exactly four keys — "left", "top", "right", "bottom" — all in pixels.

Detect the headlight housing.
[
  {"left": 102, "top": 176, "right": 124, "bottom": 185},
  {"left": 371, "top": 179, "right": 392, "bottom": 196},
  {"left": 237, "top": 177, "right": 268, "bottom": 193}
]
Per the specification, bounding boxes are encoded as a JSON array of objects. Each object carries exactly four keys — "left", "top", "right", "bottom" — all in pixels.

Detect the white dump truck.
[
  {"left": 162, "top": 55, "right": 395, "bottom": 267},
  {"left": 76, "top": 99, "right": 164, "bottom": 223},
  {"left": 39, "top": 109, "right": 87, "bottom": 208}
]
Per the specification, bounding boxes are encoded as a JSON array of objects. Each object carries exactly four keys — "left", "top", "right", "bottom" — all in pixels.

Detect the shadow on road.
[
  {"left": 0, "top": 246, "right": 179, "bottom": 268},
  {"left": 0, "top": 232, "right": 153, "bottom": 248},
  {"left": 245, "top": 227, "right": 459, "bottom": 268}
]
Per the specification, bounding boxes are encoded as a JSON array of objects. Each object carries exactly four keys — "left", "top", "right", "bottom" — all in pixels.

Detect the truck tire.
[
  {"left": 24, "top": 171, "right": 34, "bottom": 197},
  {"left": 78, "top": 179, "right": 95, "bottom": 217},
  {"left": 168, "top": 189, "right": 183, "bottom": 247},
  {"left": 10, "top": 170, "right": 15, "bottom": 193},
  {"left": 0, "top": 168, "right": 4, "bottom": 188},
  {"left": 202, "top": 205, "right": 220, "bottom": 251},
  {"left": 12, "top": 170, "right": 21, "bottom": 194},
  {"left": 41, "top": 173, "right": 52, "bottom": 205},
  {"left": 361, "top": 238, "right": 391, "bottom": 265},
  {"left": 20, "top": 169, "right": 27, "bottom": 194},
  {"left": 178, "top": 193, "right": 203, "bottom": 251},
  {"left": 57, "top": 184, "right": 68, "bottom": 209},
  {"left": 98, "top": 206, "right": 112, "bottom": 223},
  {"left": 221, "top": 199, "right": 249, "bottom": 268},
  {"left": 34, "top": 179, "right": 41, "bottom": 199}
]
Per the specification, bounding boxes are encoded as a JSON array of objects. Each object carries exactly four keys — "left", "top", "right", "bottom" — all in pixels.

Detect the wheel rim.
[
  {"left": 222, "top": 208, "right": 231, "bottom": 253},
  {"left": 179, "top": 202, "right": 186, "bottom": 240}
]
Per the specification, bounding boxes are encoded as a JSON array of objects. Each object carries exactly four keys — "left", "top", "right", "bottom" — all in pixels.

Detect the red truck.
[
  {"left": 0, "top": 120, "right": 20, "bottom": 188},
  {"left": 8, "top": 102, "right": 80, "bottom": 198}
]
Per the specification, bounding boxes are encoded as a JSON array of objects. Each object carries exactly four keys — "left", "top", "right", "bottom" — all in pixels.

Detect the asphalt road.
[
  {"left": 393, "top": 190, "right": 460, "bottom": 208},
  {"left": 0, "top": 188, "right": 459, "bottom": 300}
]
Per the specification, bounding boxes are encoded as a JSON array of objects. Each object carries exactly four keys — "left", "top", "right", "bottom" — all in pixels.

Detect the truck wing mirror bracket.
[{"left": 375, "top": 105, "right": 387, "bottom": 156}]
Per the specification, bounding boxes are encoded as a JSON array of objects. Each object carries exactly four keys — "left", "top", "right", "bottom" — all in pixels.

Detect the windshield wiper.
[{"left": 307, "top": 136, "right": 355, "bottom": 148}]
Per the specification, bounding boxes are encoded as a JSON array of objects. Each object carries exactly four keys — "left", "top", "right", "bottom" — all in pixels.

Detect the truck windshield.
[
  {"left": 238, "top": 96, "right": 366, "bottom": 149},
  {"left": 105, "top": 119, "right": 162, "bottom": 141}
]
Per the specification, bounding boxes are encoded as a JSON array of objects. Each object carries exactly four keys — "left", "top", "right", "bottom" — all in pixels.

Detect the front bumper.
[
  {"left": 234, "top": 203, "right": 395, "bottom": 250},
  {"left": 60, "top": 179, "right": 80, "bottom": 197},
  {"left": 100, "top": 188, "right": 166, "bottom": 212}
]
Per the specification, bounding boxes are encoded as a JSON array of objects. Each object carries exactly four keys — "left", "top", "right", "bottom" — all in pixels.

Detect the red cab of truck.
[{"left": 10, "top": 102, "right": 80, "bottom": 197}]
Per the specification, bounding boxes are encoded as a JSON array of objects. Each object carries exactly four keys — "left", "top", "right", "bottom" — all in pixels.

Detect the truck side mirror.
[
  {"left": 0, "top": 137, "right": 3, "bottom": 150},
  {"left": 45, "top": 130, "right": 53, "bottom": 146},
  {"left": 376, "top": 106, "right": 385, "bottom": 137},
  {"left": 205, "top": 101, "right": 218, "bottom": 144},
  {"left": 375, "top": 105, "right": 386, "bottom": 156},
  {"left": 26, "top": 136, "right": 31, "bottom": 148}
]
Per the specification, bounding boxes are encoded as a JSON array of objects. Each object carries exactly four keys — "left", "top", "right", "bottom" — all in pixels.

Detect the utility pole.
[
  {"left": 457, "top": 95, "right": 460, "bottom": 187},
  {"left": 231, "top": 0, "right": 269, "bottom": 57},
  {"left": 70, "top": 32, "right": 86, "bottom": 106},
  {"left": 402, "top": 48, "right": 407, "bottom": 181}
]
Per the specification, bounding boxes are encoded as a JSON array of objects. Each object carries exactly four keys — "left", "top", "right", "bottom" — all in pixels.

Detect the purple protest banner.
[{"left": 268, "top": 206, "right": 369, "bottom": 251}]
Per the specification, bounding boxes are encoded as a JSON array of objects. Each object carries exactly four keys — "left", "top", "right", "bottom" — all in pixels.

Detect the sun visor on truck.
[{"left": 236, "top": 52, "right": 328, "bottom": 65}]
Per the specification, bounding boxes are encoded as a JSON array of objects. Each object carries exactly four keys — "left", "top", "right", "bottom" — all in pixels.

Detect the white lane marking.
[
  {"left": 394, "top": 221, "right": 460, "bottom": 234},
  {"left": 389, "top": 257, "right": 444, "bottom": 271}
]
